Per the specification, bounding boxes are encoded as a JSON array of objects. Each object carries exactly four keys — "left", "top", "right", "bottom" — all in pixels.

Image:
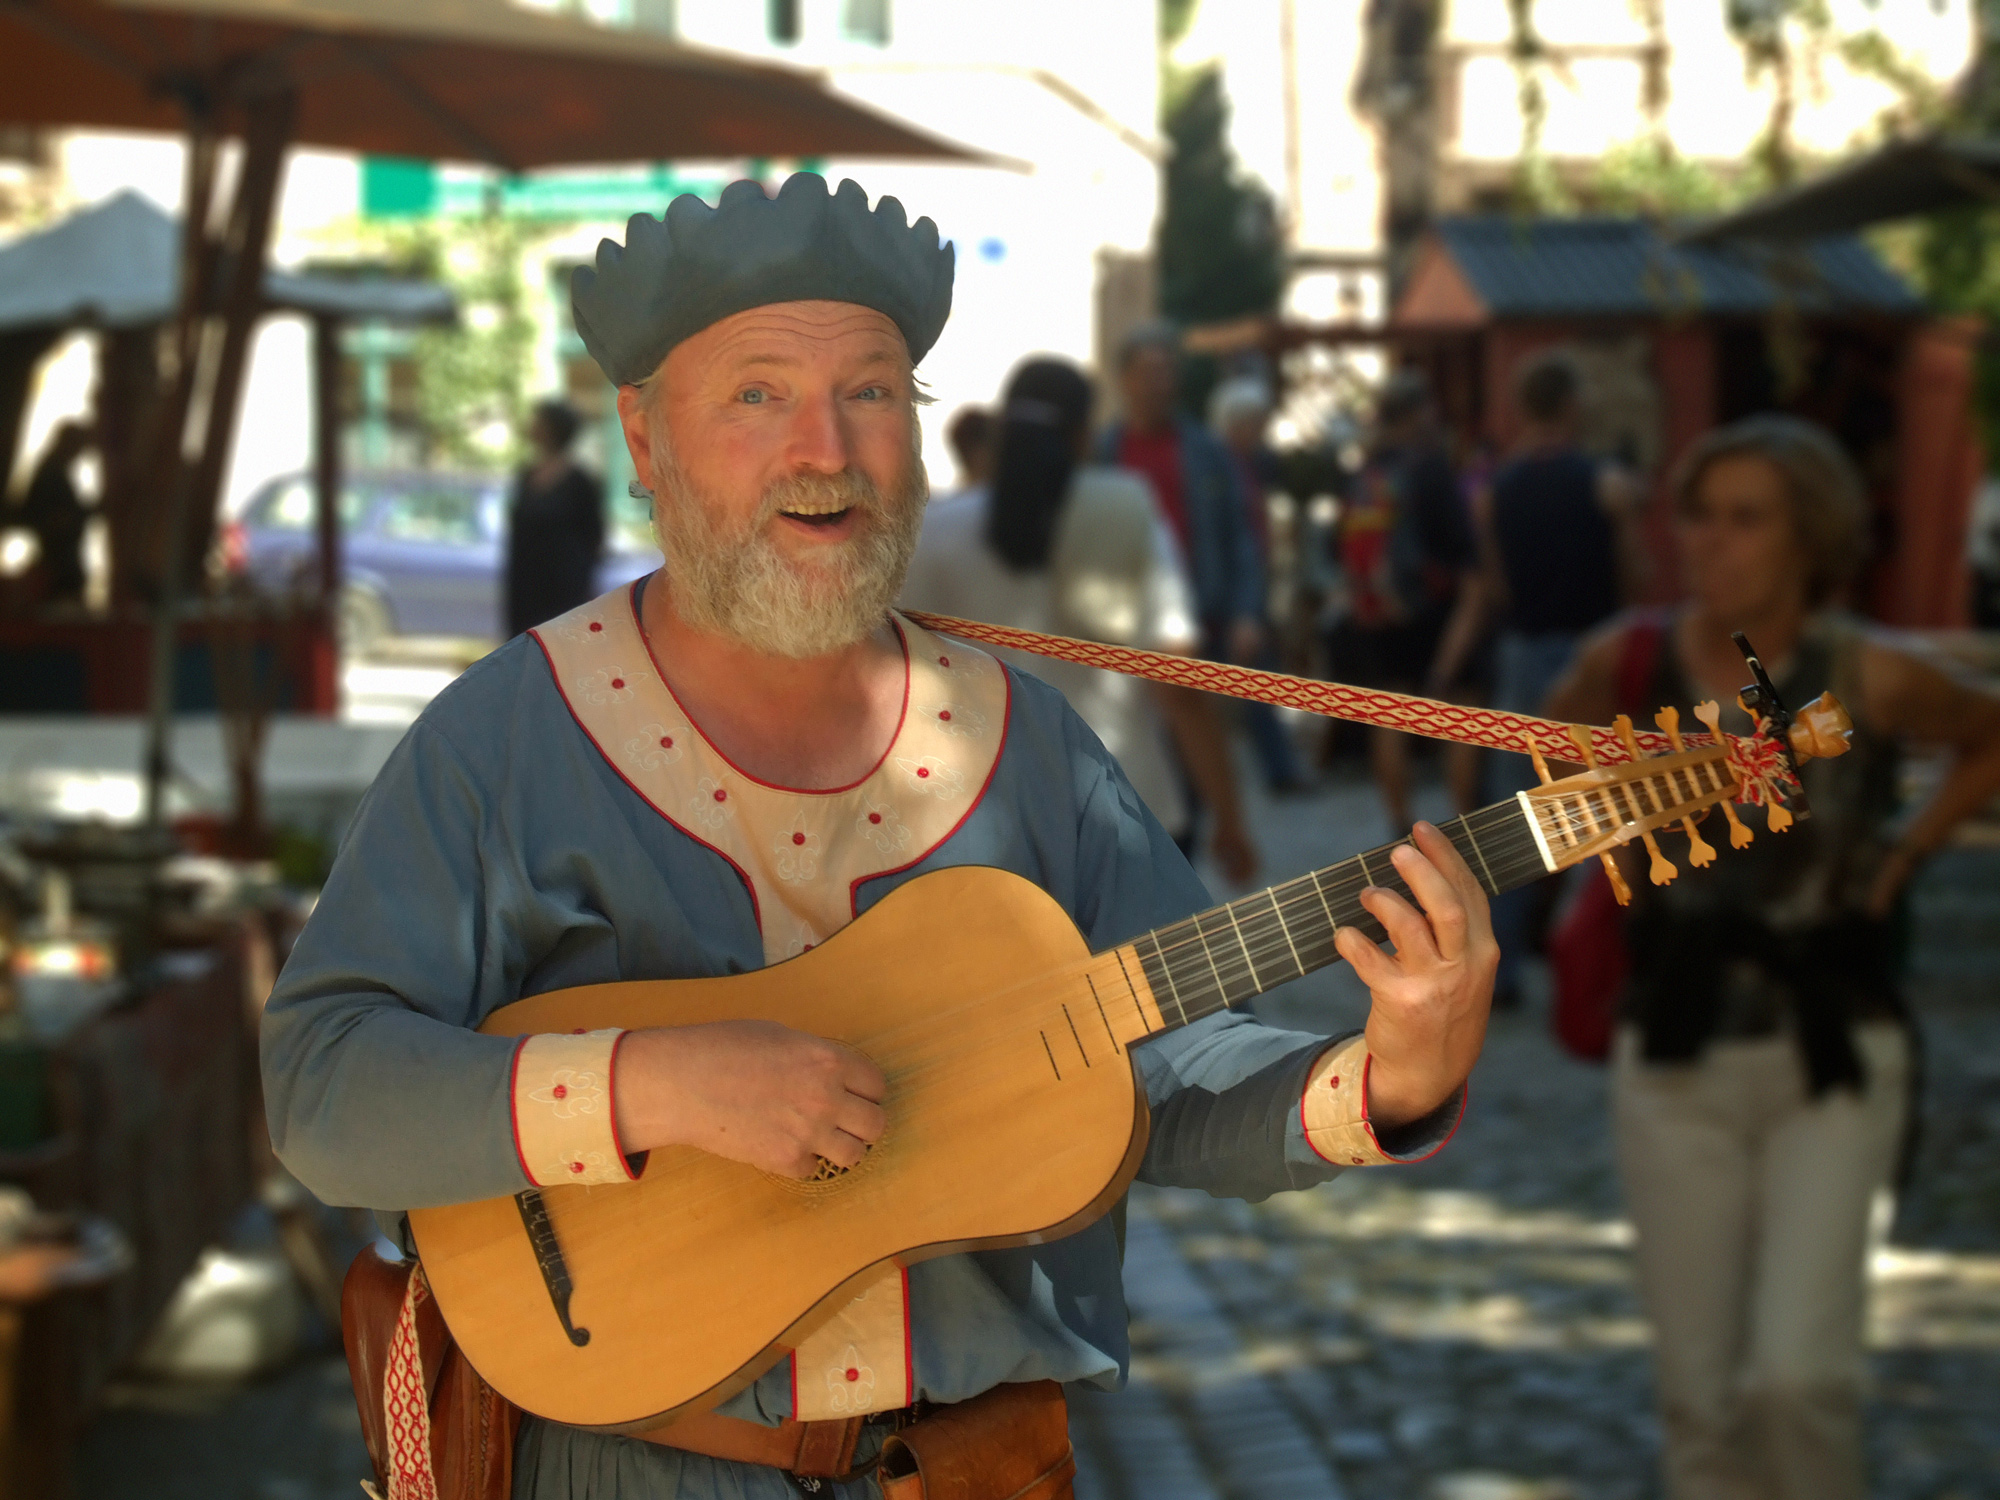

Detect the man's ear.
[{"left": 616, "top": 383, "right": 659, "bottom": 484}]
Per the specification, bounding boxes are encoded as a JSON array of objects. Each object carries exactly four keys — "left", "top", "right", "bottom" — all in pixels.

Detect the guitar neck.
[{"left": 1124, "top": 796, "right": 1553, "bottom": 1035}]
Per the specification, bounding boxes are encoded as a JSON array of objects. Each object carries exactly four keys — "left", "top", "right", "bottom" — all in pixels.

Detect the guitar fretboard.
[{"left": 1132, "top": 798, "right": 1550, "bottom": 1032}]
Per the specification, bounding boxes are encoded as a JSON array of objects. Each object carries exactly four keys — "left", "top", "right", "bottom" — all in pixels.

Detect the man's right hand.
[{"left": 612, "top": 1020, "right": 887, "bottom": 1178}]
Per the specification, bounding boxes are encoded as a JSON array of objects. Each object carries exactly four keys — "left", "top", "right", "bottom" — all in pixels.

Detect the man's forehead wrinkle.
[{"left": 704, "top": 314, "right": 907, "bottom": 363}]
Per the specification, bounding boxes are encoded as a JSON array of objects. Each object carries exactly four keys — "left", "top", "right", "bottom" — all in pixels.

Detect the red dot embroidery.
[
  {"left": 1327, "top": 1075, "right": 1341, "bottom": 1090},
  {"left": 844, "top": 1367, "right": 859, "bottom": 1383},
  {"left": 938, "top": 710, "right": 952, "bottom": 722},
  {"left": 916, "top": 767, "right": 930, "bottom": 779},
  {"left": 938, "top": 656, "right": 950, "bottom": 667},
  {"left": 610, "top": 677, "right": 625, "bottom": 690},
  {"left": 868, "top": 813, "right": 882, "bottom": 824},
  {"left": 572, "top": 1028, "right": 586, "bottom": 1035},
  {"left": 713, "top": 789, "right": 727, "bottom": 803},
  {"left": 588, "top": 622, "right": 603, "bottom": 633},
  {"left": 552, "top": 1084, "right": 568, "bottom": 1099},
  {"left": 1351, "top": 1156, "right": 1365, "bottom": 1165},
  {"left": 792, "top": 832, "right": 806, "bottom": 845},
  {"left": 569, "top": 1161, "right": 585, "bottom": 1174},
  {"left": 660, "top": 736, "right": 674, "bottom": 748}
]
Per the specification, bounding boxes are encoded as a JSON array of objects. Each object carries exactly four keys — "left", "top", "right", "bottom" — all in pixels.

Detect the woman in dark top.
[
  {"left": 1547, "top": 416, "right": 2000, "bottom": 1500},
  {"left": 505, "top": 398, "right": 604, "bottom": 638}
]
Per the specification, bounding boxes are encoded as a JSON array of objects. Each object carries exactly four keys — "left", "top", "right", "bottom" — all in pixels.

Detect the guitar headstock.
[{"left": 1519, "top": 688, "right": 1851, "bottom": 906}]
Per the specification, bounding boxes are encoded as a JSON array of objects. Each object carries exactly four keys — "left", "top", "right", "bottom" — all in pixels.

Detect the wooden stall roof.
[{"left": 1398, "top": 216, "right": 1922, "bottom": 327}]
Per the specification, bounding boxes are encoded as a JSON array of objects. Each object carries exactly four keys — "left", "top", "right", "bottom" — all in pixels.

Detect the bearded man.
[{"left": 262, "top": 175, "right": 1497, "bottom": 1500}]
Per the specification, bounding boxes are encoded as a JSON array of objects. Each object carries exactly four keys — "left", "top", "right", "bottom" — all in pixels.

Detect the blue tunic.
[{"left": 261, "top": 633, "right": 1419, "bottom": 1498}]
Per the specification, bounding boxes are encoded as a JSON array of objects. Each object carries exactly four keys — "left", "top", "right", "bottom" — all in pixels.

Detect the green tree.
[
  {"left": 1157, "top": 65, "right": 1282, "bottom": 327},
  {"left": 338, "top": 213, "right": 544, "bottom": 467}
]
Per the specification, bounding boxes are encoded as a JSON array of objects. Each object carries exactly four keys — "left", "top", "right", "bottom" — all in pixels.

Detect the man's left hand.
[{"left": 1334, "top": 822, "right": 1498, "bottom": 1129}]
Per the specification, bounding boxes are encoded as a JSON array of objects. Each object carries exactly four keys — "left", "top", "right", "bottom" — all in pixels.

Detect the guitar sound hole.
[{"left": 765, "top": 1143, "right": 876, "bottom": 1194}]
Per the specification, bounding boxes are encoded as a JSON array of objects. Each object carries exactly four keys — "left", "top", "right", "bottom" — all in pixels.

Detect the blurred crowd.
[{"left": 891, "top": 328, "right": 2000, "bottom": 1500}]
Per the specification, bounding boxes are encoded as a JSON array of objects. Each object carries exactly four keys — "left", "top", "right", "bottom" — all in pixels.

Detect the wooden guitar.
[{"left": 407, "top": 695, "right": 1851, "bottom": 1431}]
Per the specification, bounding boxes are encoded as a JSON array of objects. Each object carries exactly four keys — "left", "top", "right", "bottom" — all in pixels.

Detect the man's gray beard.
[{"left": 650, "top": 445, "right": 927, "bottom": 660}]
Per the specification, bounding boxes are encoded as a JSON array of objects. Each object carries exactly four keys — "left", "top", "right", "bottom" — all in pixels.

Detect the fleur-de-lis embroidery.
[
  {"left": 782, "top": 920, "right": 820, "bottom": 959},
  {"left": 688, "top": 777, "right": 735, "bottom": 830},
  {"left": 626, "top": 722, "right": 684, "bottom": 771},
  {"left": 552, "top": 613, "right": 609, "bottom": 644},
  {"left": 550, "top": 1150, "right": 608, "bottom": 1180},
  {"left": 528, "top": 1067, "right": 604, "bottom": 1119},
  {"left": 855, "top": 799, "right": 913, "bottom": 855},
  {"left": 773, "top": 814, "right": 822, "bottom": 883},
  {"left": 823, "top": 1344, "right": 876, "bottom": 1413},
  {"left": 894, "top": 755, "right": 963, "bottom": 800},
  {"left": 577, "top": 666, "right": 641, "bottom": 705},
  {"left": 919, "top": 703, "right": 984, "bottom": 739}
]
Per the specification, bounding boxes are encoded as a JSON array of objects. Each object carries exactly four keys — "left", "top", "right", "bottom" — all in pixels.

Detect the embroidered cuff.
[
  {"left": 510, "top": 1030, "right": 638, "bottom": 1187},
  {"left": 1300, "top": 1036, "right": 1465, "bottom": 1167}
]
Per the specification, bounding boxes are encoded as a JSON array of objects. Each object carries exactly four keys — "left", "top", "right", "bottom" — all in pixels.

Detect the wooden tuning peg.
[
  {"left": 1615, "top": 714, "right": 1678, "bottom": 886},
  {"left": 1692, "top": 700, "right": 1755, "bottom": 849},
  {"left": 1601, "top": 852, "right": 1632, "bottom": 906},
  {"left": 1787, "top": 692, "right": 1853, "bottom": 762},
  {"left": 1523, "top": 732, "right": 1554, "bottom": 786},
  {"left": 1654, "top": 706, "right": 1717, "bottom": 867},
  {"left": 1562, "top": 725, "right": 1633, "bottom": 901}
]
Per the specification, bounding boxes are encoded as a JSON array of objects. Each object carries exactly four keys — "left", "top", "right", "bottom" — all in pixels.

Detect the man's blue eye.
[
  {"left": 741, "top": 389, "right": 765, "bottom": 405},
  {"left": 856, "top": 386, "right": 885, "bottom": 401}
]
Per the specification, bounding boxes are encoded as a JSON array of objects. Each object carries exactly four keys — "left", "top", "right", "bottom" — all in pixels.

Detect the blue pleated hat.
[{"left": 571, "top": 173, "right": 955, "bottom": 386}]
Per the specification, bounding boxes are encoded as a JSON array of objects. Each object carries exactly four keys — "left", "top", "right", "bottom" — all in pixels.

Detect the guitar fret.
[
  {"left": 1130, "top": 792, "right": 1557, "bottom": 1033},
  {"left": 1193, "top": 914, "right": 1229, "bottom": 1000},
  {"left": 1223, "top": 900, "right": 1262, "bottom": 989},
  {"left": 1144, "top": 931, "right": 1190, "bottom": 1027},
  {"left": 1267, "top": 887, "right": 1305, "bottom": 977},
  {"left": 1307, "top": 867, "right": 1337, "bottom": 934}
]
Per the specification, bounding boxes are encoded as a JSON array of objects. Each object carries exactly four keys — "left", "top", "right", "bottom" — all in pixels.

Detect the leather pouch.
[
  {"left": 877, "top": 1380, "right": 1074, "bottom": 1500},
  {"left": 342, "top": 1243, "right": 520, "bottom": 1500}
]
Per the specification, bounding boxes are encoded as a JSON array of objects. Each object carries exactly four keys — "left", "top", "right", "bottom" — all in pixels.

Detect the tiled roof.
[{"left": 1433, "top": 215, "right": 1919, "bottom": 319}]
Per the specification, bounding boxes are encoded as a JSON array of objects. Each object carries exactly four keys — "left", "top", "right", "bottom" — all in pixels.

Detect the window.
[
  {"left": 842, "top": 0, "right": 889, "bottom": 44},
  {"left": 376, "top": 486, "right": 484, "bottom": 547},
  {"left": 768, "top": 0, "right": 800, "bottom": 44}
]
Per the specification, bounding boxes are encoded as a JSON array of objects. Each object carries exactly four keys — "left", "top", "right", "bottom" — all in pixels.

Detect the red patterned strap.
[
  {"left": 380, "top": 1264, "right": 440, "bottom": 1500},
  {"left": 898, "top": 611, "right": 1798, "bottom": 806}
]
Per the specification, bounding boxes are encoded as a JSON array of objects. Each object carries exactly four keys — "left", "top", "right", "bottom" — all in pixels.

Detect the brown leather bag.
[
  {"left": 342, "top": 1243, "right": 519, "bottom": 1500},
  {"left": 877, "top": 1381, "right": 1075, "bottom": 1500}
]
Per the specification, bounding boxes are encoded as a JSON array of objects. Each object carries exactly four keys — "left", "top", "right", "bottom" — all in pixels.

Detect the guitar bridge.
[{"left": 516, "top": 1189, "right": 590, "bottom": 1347}]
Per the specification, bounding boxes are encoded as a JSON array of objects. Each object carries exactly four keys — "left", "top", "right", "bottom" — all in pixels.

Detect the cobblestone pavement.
[{"left": 78, "top": 764, "right": 2000, "bottom": 1500}]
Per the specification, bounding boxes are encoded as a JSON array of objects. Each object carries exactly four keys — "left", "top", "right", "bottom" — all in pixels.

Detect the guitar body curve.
[{"left": 408, "top": 865, "right": 1153, "bottom": 1431}]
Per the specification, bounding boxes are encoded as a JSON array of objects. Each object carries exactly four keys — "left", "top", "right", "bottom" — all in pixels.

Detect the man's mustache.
[{"left": 758, "top": 469, "right": 886, "bottom": 525}]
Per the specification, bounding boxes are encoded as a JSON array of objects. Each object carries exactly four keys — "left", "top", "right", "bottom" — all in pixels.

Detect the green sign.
[{"left": 361, "top": 157, "right": 828, "bottom": 221}]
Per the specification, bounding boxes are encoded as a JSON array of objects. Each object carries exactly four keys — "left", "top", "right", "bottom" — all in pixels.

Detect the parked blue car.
[{"left": 227, "top": 470, "right": 660, "bottom": 649}]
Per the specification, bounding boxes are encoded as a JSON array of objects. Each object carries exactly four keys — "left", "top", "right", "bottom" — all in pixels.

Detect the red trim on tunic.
[
  {"left": 848, "top": 661, "right": 1015, "bottom": 916},
  {"left": 527, "top": 624, "right": 764, "bottom": 933},
  {"left": 1361, "top": 1052, "right": 1467, "bottom": 1165},
  {"left": 899, "top": 1264, "right": 915, "bottom": 1404},
  {"left": 626, "top": 578, "right": 915, "bottom": 797}
]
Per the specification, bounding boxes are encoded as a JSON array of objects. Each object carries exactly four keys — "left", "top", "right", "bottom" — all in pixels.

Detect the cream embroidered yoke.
[{"left": 518, "top": 587, "right": 1011, "bottom": 1419}]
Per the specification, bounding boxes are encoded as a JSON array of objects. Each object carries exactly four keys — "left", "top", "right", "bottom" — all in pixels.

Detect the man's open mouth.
[{"left": 779, "top": 503, "right": 853, "bottom": 529}]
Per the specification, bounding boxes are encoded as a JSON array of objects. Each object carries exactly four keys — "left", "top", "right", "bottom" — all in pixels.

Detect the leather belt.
[{"left": 639, "top": 1407, "right": 902, "bottom": 1479}]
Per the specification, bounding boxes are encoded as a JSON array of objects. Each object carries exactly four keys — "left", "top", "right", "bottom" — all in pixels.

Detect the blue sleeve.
[{"left": 259, "top": 719, "right": 530, "bottom": 1211}]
